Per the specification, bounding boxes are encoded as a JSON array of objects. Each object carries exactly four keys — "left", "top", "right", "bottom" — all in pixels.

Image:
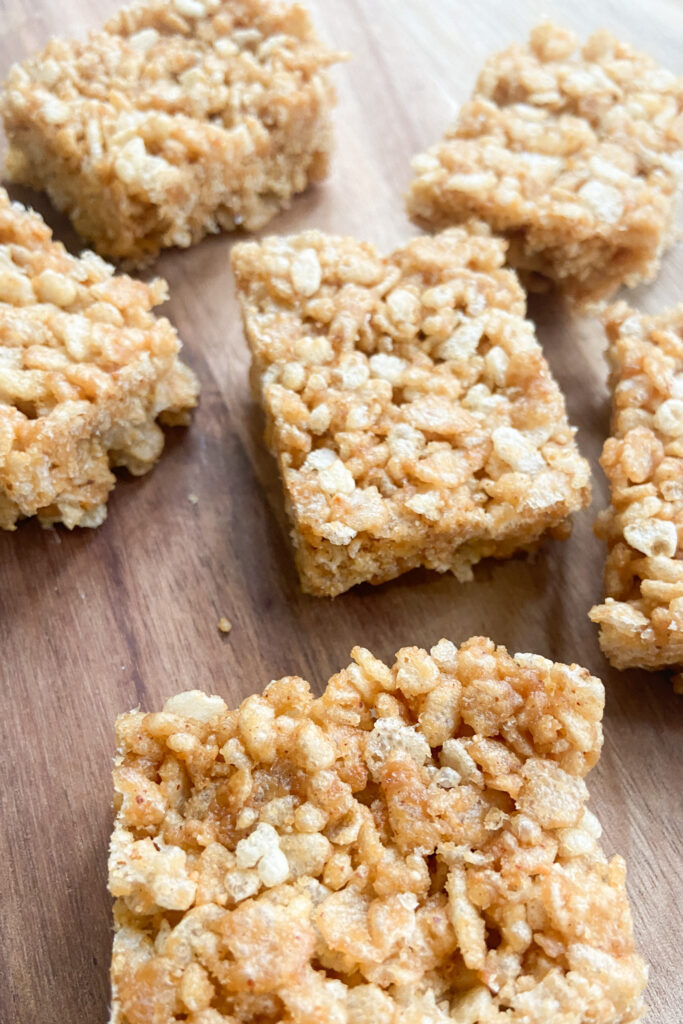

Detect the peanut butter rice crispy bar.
[
  {"left": 109, "top": 636, "right": 647, "bottom": 1024},
  {"left": 0, "top": 188, "right": 198, "bottom": 530},
  {"left": 407, "top": 23, "right": 683, "bottom": 303},
  {"left": 590, "top": 302, "right": 683, "bottom": 672},
  {"left": 0, "top": 0, "right": 342, "bottom": 265},
  {"left": 231, "top": 226, "right": 591, "bottom": 597}
]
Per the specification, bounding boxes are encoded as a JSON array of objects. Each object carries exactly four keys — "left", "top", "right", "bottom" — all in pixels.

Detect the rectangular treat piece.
[
  {"left": 590, "top": 302, "right": 683, "bottom": 671},
  {"left": 109, "top": 636, "right": 647, "bottom": 1024},
  {"left": 232, "top": 227, "right": 591, "bottom": 596},
  {"left": 407, "top": 23, "right": 683, "bottom": 303},
  {"left": 0, "top": 188, "right": 198, "bottom": 529},
  {"left": 0, "top": 0, "right": 341, "bottom": 264}
]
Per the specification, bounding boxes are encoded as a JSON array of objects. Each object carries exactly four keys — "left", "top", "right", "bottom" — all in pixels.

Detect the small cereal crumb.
[
  {"left": 188, "top": 492, "right": 199, "bottom": 505},
  {"left": 217, "top": 617, "right": 232, "bottom": 634},
  {"left": 407, "top": 23, "right": 683, "bottom": 303},
  {"left": 0, "top": 0, "right": 344, "bottom": 264},
  {"left": 590, "top": 302, "right": 683, "bottom": 673},
  {"left": 109, "top": 636, "right": 646, "bottom": 1024},
  {"left": 163, "top": 690, "right": 227, "bottom": 721},
  {"left": 0, "top": 188, "right": 198, "bottom": 531},
  {"left": 232, "top": 227, "right": 590, "bottom": 596}
]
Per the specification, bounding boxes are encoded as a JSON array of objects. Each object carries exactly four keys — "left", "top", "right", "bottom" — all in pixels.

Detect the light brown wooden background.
[{"left": 1, "top": 1, "right": 682, "bottom": 1021}]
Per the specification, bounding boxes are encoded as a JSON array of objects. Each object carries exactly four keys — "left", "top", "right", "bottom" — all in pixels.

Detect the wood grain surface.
[{"left": 1, "top": 1, "right": 682, "bottom": 1021}]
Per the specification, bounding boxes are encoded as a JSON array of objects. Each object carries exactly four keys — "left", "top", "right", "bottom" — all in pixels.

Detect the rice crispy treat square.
[
  {"left": 407, "top": 23, "right": 683, "bottom": 304},
  {"left": 231, "top": 226, "right": 591, "bottom": 597},
  {"left": 109, "top": 636, "right": 647, "bottom": 1024},
  {"left": 589, "top": 302, "right": 683, "bottom": 672},
  {"left": 0, "top": 0, "right": 342, "bottom": 265},
  {"left": 0, "top": 187, "right": 198, "bottom": 530}
]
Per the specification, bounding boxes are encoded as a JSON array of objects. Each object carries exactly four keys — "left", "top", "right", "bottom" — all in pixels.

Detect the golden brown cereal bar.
[
  {"left": 231, "top": 226, "right": 591, "bottom": 597},
  {"left": 109, "top": 636, "right": 647, "bottom": 1024},
  {"left": 590, "top": 302, "right": 683, "bottom": 671},
  {"left": 0, "top": 187, "right": 198, "bottom": 529},
  {"left": 0, "top": 0, "right": 342, "bottom": 264},
  {"left": 407, "top": 23, "right": 683, "bottom": 303}
]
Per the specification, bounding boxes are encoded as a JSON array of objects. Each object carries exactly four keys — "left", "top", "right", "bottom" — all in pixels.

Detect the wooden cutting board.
[{"left": 1, "top": 1, "right": 682, "bottom": 1021}]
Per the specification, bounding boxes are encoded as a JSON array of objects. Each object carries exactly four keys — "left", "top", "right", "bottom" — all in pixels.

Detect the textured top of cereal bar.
[
  {"left": 109, "top": 637, "right": 646, "bottom": 1024},
  {"left": 4, "top": 0, "right": 337, "bottom": 142},
  {"left": 232, "top": 226, "right": 590, "bottom": 587},
  {"left": 0, "top": 188, "right": 197, "bottom": 527},
  {"left": 408, "top": 23, "right": 683, "bottom": 300},
  {"left": 590, "top": 301, "right": 683, "bottom": 669}
]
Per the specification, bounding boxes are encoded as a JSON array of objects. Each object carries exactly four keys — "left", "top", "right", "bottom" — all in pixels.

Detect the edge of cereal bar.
[{"left": 589, "top": 301, "right": 683, "bottom": 672}]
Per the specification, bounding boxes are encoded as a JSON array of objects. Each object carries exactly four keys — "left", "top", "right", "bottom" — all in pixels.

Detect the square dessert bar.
[
  {"left": 590, "top": 302, "right": 683, "bottom": 671},
  {"left": 109, "top": 636, "right": 647, "bottom": 1024},
  {"left": 0, "top": 0, "right": 342, "bottom": 264},
  {"left": 407, "top": 23, "right": 683, "bottom": 303},
  {"left": 232, "top": 227, "right": 591, "bottom": 597},
  {"left": 0, "top": 188, "right": 198, "bottom": 530}
]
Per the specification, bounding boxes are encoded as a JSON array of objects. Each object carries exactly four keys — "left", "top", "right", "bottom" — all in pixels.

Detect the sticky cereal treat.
[
  {"left": 0, "top": 0, "right": 342, "bottom": 265},
  {"left": 590, "top": 302, "right": 683, "bottom": 671},
  {"left": 0, "top": 188, "right": 198, "bottom": 530},
  {"left": 109, "top": 636, "right": 647, "bottom": 1024},
  {"left": 407, "top": 23, "right": 683, "bottom": 303},
  {"left": 231, "top": 226, "right": 591, "bottom": 597}
]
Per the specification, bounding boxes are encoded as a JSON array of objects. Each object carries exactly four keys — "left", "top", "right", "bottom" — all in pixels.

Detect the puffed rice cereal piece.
[
  {"left": 590, "top": 302, "right": 683, "bottom": 673},
  {"left": 231, "top": 226, "right": 591, "bottom": 596},
  {"left": 108, "top": 636, "right": 647, "bottom": 1024},
  {"left": 407, "top": 22, "right": 683, "bottom": 303},
  {"left": 0, "top": 0, "right": 343, "bottom": 264},
  {"left": 0, "top": 188, "right": 198, "bottom": 529}
]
